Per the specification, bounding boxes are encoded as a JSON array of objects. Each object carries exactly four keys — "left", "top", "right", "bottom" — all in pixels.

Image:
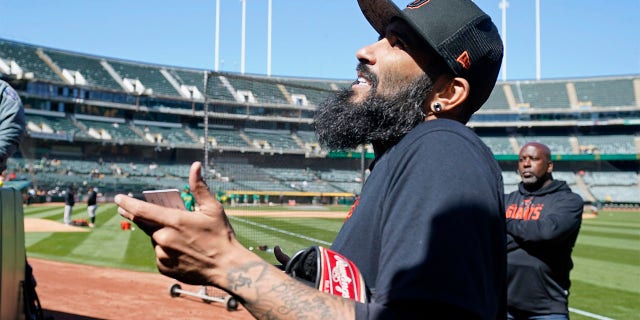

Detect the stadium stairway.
[
  {"left": 129, "top": 122, "right": 148, "bottom": 141},
  {"left": 238, "top": 130, "right": 254, "bottom": 147},
  {"left": 276, "top": 83, "right": 292, "bottom": 104},
  {"left": 568, "top": 136, "right": 581, "bottom": 154},
  {"left": 36, "top": 49, "right": 66, "bottom": 83},
  {"left": 508, "top": 136, "right": 520, "bottom": 153},
  {"left": 575, "top": 175, "right": 596, "bottom": 203},
  {"left": 290, "top": 132, "right": 306, "bottom": 149},
  {"left": 184, "top": 126, "right": 199, "bottom": 142},
  {"left": 217, "top": 76, "right": 238, "bottom": 101}
]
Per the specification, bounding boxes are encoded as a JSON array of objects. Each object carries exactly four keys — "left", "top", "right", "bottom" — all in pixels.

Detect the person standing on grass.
[
  {"left": 86, "top": 186, "right": 98, "bottom": 227},
  {"left": 505, "top": 142, "right": 583, "bottom": 320},
  {"left": 116, "top": 0, "right": 506, "bottom": 318},
  {"left": 63, "top": 185, "right": 75, "bottom": 225},
  {"left": 180, "top": 184, "right": 195, "bottom": 211}
]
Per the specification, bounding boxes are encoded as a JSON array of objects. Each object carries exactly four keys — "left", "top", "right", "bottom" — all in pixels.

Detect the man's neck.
[{"left": 524, "top": 178, "right": 553, "bottom": 193}]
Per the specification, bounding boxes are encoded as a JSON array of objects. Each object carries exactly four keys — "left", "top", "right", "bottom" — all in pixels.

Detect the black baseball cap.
[{"left": 358, "top": 0, "right": 503, "bottom": 112}]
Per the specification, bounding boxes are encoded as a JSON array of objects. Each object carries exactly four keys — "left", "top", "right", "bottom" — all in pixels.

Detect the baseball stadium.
[{"left": 0, "top": 6, "right": 639, "bottom": 319}]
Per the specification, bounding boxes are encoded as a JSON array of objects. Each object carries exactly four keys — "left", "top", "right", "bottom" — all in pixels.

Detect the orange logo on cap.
[
  {"left": 456, "top": 51, "right": 471, "bottom": 69},
  {"left": 407, "top": 0, "right": 431, "bottom": 9}
]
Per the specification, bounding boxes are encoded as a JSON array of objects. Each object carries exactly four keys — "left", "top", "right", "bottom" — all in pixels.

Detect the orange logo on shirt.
[
  {"left": 345, "top": 196, "right": 360, "bottom": 222},
  {"left": 505, "top": 200, "right": 544, "bottom": 220}
]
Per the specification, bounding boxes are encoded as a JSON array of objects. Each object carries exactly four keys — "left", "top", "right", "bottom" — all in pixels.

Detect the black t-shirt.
[
  {"left": 65, "top": 190, "right": 75, "bottom": 206},
  {"left": 87, "top": 190, "right": 97, "bottom": 206},
  {"left": 331, "top": 119, "right": 506, "bottom": 320}
]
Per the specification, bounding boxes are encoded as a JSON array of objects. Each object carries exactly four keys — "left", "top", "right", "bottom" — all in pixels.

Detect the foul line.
[
  {"left": 229, "top": 216, "right": 332, "bottom": 246},
  {"left": 569, "top": 307, "right": 615, "bottom": 320}
]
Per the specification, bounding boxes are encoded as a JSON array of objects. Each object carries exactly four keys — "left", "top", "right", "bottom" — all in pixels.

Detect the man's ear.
[
  {"left": 432, "top": 76, "right": 470, "bottom": 112},
  {"left": 547, "top": 161, "right": 554, "bottom": 174}
]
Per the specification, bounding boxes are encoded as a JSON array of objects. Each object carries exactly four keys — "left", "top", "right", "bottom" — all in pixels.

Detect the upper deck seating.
[
  {"left": 481, "top": 136, "right": 514, "bottom": 154},
  {"left": 193, "top": 125, "right": 249, "bottom": 148},
  {"left": 0, "top": 39, "right": 59, "bottom": 81},
  {"left": 44, "top": 49, "right": 121, "bottom": 90},
  {"left": 226, "top": 76, "right": 288, "bottom": 104},
  {"left": 573, "top": 77, "right": 636, "bottom": 107},
  {"left": 243, "top": 129, "right": 300, "bottom": 151},
  {"left": 108, "top": 60, "right": 179, "bottom": 97},
  {"left": 516, "top": 81, "right": 570, "bottom": 109},
  {"left": 576, "top": 134, "right": 637, "bottom": 154},
  {"left": 515, "top": 135, "right": 574, "bottom": 155},
  {"left": 483, "top": 85, "right": 510, "bottom": 110}
]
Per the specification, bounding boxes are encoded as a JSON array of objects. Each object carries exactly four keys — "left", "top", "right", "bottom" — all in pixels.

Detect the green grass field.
[{"left": 24, "top": 204, "right": 639, "bottom": 319}]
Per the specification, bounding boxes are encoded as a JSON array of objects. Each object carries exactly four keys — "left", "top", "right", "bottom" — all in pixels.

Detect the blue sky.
[{"left": 1, "top": 0, "right": 638, "bottom": 81}]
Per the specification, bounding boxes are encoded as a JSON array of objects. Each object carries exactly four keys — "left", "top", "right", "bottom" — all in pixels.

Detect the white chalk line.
[{"left": 229, "top": 216, "right": 332, "bottom": 246}]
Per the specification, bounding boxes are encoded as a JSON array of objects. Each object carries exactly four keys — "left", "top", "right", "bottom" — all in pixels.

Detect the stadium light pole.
[
  {"left": 241, "top": 0, "right": 247, "bottom": 74},
  {"left": 267, "top": 0, "right": 272, "bottom": 77},
  {"left": 214, "top": 0, "right": 220, "bottom": 72},
  {"left": 499, "top": 0, "right": 508, "bottom": 81},
  {"left": 203, "top": 71, "right": 210, "bottom": 179},
  {"left": 536, "top": 0, "right": 541, "bottom": 80}
]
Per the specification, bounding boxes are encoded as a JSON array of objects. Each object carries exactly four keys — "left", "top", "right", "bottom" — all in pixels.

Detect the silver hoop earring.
[{"left": 432, "top": 103, "right": 442, "bottom": 112}]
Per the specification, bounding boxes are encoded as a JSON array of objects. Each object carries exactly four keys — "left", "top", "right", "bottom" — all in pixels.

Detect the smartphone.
[{"left": 142, "top": 189, "right": 187, "bottom": 210}]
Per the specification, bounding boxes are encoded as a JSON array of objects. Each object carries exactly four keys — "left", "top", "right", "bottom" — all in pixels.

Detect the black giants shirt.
[
  {"left": 504, "top": 180, "right": 583, "bottom": 315},
  {"left": 332, "top": 119, "right": 506, "bottom": 320}
]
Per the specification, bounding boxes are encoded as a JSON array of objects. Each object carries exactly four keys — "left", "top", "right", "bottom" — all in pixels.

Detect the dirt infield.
[
  {"left": 29, "top": 258, "right": 254, "bottom": 320},
  {"left": 24, "top": 218, "right": 89, "bottom": 233},
  {"left": 24, "top": 207, "right": 346, "bottom": 319}
]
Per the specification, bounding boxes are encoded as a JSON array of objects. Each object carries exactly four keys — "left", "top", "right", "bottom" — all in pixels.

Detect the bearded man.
[{"left": 116, "top": 0, "right": 507, "bottom": 318}]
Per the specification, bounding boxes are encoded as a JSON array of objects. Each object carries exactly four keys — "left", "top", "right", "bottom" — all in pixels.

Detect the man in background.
[
  {"left": 63, "top": 185, "right": 75, "bottom": 225},
  {"left": 505, "top": 142, "right": 583, "bottom": 320},
  {"left": 86, "top": 186, "right": 98, "bottom": 227},
  {"left": 180, "top": 184, "right": 195, "bottom": 211},
  {"left": 0, "top": 79, "right": 25, "bottom": 173}
]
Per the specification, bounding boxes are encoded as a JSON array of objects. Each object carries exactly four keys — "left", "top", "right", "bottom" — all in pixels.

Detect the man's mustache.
[{"left": 355, "top": 63, "right": 378, "bottom": 89}]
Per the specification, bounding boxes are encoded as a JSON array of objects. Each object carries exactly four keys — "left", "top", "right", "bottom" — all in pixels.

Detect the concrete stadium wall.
[{"left": 0, "top": 188, "right": 26, "bottom": 320}]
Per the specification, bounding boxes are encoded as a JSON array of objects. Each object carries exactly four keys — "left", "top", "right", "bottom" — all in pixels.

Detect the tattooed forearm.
[
  {"left": 227, "top": 261, "right": 354, "bottom": 319},
  {"left": 227, "top": 261, "right": 270, "bottom": 292}
]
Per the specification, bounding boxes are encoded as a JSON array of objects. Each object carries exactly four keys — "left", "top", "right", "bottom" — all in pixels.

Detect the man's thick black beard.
[{"left": 313, "top": 74, "right": 433, "bottom": 150}]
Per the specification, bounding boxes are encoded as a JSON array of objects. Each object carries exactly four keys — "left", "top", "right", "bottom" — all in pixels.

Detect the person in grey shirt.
[{"left": 0, "top": 79, "right": 26, "bottom": 173}]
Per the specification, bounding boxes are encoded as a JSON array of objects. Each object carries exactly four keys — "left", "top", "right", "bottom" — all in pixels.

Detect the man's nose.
[{"left": 356, "top": 38, "right": 385, "bottom": 66}]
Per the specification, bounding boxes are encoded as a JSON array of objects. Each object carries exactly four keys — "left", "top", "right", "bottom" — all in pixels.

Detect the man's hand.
[
  {"left": 116, "top": 162, "right": 356, "bottom": 319},
  {"left": 115, "top": 161, "right": 238, "bottom": 286}
]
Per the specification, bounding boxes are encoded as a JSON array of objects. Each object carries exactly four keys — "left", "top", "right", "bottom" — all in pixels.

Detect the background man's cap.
[
  {"left": 183, "top": 184, "right": 190, "bottom": 190},
  {"left": 358, "top": 0, "right": 504, "bottom": 111}
]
